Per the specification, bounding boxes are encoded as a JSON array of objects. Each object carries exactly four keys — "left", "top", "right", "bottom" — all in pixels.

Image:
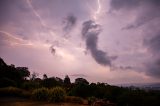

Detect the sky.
[{"left": 0, "top": 0, "right": 160, "bottom": 84}]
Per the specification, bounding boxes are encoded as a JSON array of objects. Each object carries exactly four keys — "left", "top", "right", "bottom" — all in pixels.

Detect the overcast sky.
[{"left": 0, "top": 0, "right": 160, "bottom": 84}]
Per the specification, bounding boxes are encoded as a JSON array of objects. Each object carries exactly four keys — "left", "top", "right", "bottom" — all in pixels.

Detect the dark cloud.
[
  {"left": 81, "top": 20, "right": 114, "bottom": 66},
  {"left": 145, "top": 58, "right": 160, "bottom": 78},
  {"left": 144, "top": 34, "right": 160, "bottom": 78},
  {"left": 110, "top": 0, "right": 160, "bottom": 11},
  {"left": 63, "top": 14, "right": 77, "bottom": 34},
  {"left": 50, "top": 45, "right": 56, "bottom": 55},
  {"left": 110, "top": 0, "right": 160, "bottom": 78},
  {"left": 110, "top": 0, "right": 160, "bottom": 29},
  {"left": 144, "top": 34, "right": 160, "bottom": 54},
  {"left": 0, "top": 0, "right": 29, "bottom": 26},
  {"left": 110, "top": 0, "right": 140, "bottom": 10}
]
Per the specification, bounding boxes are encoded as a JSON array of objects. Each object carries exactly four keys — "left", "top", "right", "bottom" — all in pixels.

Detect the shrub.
[
  {"left": 65, "top": 96, "right": 83, "bottom": 104},
  {"left": 0, "top": 78, "right": 16, "bottom": 87},
  {"left": 32, "top": 87, "right": 49, "bottom": 101},
  {"left": 88, "top": 96, "right": 96, "bottom": 105},
  {"left": 0, "top": 86, "right": 27, "bottom": 97},
  {"left": 22, "top": 81, "right": 41, "bottom": 90},
  {"left": 48, "top": 87, "right": 66, "bottom": 102}
]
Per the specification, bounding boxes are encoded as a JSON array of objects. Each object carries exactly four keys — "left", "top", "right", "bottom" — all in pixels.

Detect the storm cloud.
[
  {"left": 144, "top": 34, "right": 160, "bottom": 78},
  {"left": 110, "top": 0, "right": 160, "bottom": 78},
  {"left": 50, "top": 45, "right": 56, "bottom": 55},
  {"left": 110, "top": 0, "right": 160, "bottom": 29},
  {"left": 81, "top": 20, "right": 112, "bottom": 66},
  {"left": 63, "top": 14, "right": 77, "bottom": 34}
]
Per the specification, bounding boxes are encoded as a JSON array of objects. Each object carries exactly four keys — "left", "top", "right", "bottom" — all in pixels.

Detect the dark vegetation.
[{"left": 0, "top": 57, "right": 160, "bottom": 106}]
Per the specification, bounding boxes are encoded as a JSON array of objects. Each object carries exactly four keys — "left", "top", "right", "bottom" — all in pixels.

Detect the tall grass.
[
  {"left": 0, "top": 86, "right": 30, "bottom": 98},
  {"left": 31, "top": 87, "right": 66, "bottom": 102},
  {"left": 48, "top": 87, "right": 66, "bottom": 102},
  {"left": 32, "top": 87, "right": 49, "bottom": 101}
]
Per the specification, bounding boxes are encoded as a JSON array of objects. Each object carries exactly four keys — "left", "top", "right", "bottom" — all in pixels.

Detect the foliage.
[
  {"left": 42, "top": 77, "right": 62, "bottom": 88},
  {"left": 32, "top": 87, "right": 49, "bottom": 101},
  {"left": 75, "top": 78, "right": 89, "bottom": 85},
  {"left": 0, "top": 86, "right": 30, "bottom": 98},
  {"left": 69, "top": 83, "right": 90, "bottom": 97},
  {"left": 64, "top": 75, "right": 71, "bottom": 85},
  {"left": 0, "top": 58, "right": 30, "bottom": 88},
  {"left": 0, "top": 77, "right": 16, "bottom": 87},
  {"left": 48, "top": 87, "right": 66, "bottom": 102},
  {"left": 16, "top": 67, "right": 30, "bottom": 80},
  {"left": 22, "top": 81, "right": 41, "bottom": 90}
]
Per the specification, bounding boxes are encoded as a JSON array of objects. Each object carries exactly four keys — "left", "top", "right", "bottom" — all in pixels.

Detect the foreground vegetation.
[
  {"left": 0, "top": 57, "right": 160, "bottom": 106},
  {"left": 0, "top": 97, "right": 87, "bottom": 106}
]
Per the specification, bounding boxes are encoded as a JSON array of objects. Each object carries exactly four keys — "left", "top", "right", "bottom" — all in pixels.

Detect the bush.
[
  {"left": 0, "top": 86, "right": 29, "bottom": 97},
  {"left": 0, "top": 78, "right": 16, "bottom": 87},
  {"left": 22, "top": 81, "right": 41, "bottom": 90},
  {"left": 32, "top": 87, "right": 49, "bottom": 101},
  {"left": 88, "top": 96, "right": 96, "bottom": 105},
  {"left": 48, "top": 87, "right": 66, "bottom": 102},
  {"left": 65, "top": 96, "right": 83, "bottom": 104}
]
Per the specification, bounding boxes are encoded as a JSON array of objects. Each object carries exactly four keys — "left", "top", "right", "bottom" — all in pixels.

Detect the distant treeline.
[{"left": 0, "top": 57, "right": 160, "bottom": 106}]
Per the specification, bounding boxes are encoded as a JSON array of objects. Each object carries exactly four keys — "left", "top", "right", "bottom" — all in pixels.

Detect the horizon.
[{"left": 0, "top": 0, "right": 160, "bottom": 85}]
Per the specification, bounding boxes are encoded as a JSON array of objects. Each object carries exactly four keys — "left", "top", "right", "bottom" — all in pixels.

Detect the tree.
[
  {"left": 42, "top": 77, "right": 59, "bottom": 88},
  {"left": 0, "top": 57, "right": 30, "bottom": 87},
  {"left": 55, "top": 77, "right": 63, "bottom": 85},
  {"left": 16, "top": 67, "right": 30, "bottom": 80},
  {"left": 64, "top": 75, "right": 71, "bottom": 85},
  {"left": 30, "top": 72, "right": 38, "bottom": 81},
  {"left": 75, "top": 78, "right": 89, "bottom": 85},
  {"left": 43, "top": 74, "right": 48, "bottom": 80}
]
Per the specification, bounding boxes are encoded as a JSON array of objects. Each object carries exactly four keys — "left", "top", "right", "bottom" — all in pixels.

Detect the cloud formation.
[
  {"left": 70, "top": 74, "right": 87, "bottom": 78},
  {"left": 63, "top": 14, "right": 77, "bottom": 34},
  {"left": 144, "top": 34, "right": 160, "bottom": 78},
  {"left": 81, "top": 20, "right": 112, "bottom": 66},
  {"left": 111, "top": 65, "right": 134, "bottom": 71},
  {"left": 50, "top": 45, "right": 56, "bottom": 55},
  {"left": 110, "top": 0, "right": 160, "bottom": 78},
  {"left": 110, "top": 0, "right": 160, "bottom": 29}
]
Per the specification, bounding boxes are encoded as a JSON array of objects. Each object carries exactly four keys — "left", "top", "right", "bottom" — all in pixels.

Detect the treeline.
[{"left": 0, "top": 57, "right": 160, "bottom": 106}]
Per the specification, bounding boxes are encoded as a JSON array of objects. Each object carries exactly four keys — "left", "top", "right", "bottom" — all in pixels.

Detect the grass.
[{"left": 0, "top": 97, "right": 88, "bottom": 106}]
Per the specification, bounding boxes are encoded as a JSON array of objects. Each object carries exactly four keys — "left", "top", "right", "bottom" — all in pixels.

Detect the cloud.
[
  {"left": 144, "top": 34, "right": 160, "bottom": 78},
  {"left": 0, "top": 0, "right": 29, "bottom": 26},
  {"left": 144, "top": 34, "right": 160, "bottom": 54},
  {"left": 50, "top": 45, "right": 56, "bottom": 55},
  {"left": 111, "top": 65, "right": 134, "bottom": 71},
  {"left": 110, "top": 0, "right": 160, "bottom": 29},
  {"left": 70, "top": 74, "right": 87, "bottom": 77},
  {"left": 110, "top": 0, "right": 140, "bottom": 10},
  {"left": 110, "top": 0, "right": 160, "bottom": 78},
  {"left": 145, "top": 58, "right": 160, "bottom": 78},
  {"left": 0, "top": 31, "right": 29, "bottom": 46},
  {"left": 63, "top": 14, "right": 77, "bottom": 34},
  {"left": 81, "top": 20, "right": 113, "bottom": 66}
]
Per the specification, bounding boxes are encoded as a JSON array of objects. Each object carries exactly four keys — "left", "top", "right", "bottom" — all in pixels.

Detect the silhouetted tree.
[
  {"left": 75, "top": 78, "right": 89, "bottom": 85},
  {"left": 42, "top": 77, "right": 60, "bottom": 88},
  {"left": 64, "top": 75, "right": 71, "bottom": 85},
  {"left": 55, "top": 77, "right": 63, "bottom": 85},
  {"left": 30, "top": 72, "right": 38, "bottom": 81},
  {"left": 43, "top": 74, "right": 48, "bottom": 80},
  {"left": 16, "top": 67, "right": 30, "bottom": 80}
]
